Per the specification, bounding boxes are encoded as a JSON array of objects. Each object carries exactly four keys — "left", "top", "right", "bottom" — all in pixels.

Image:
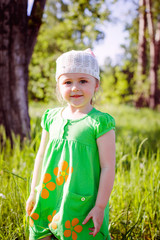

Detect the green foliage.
[
  {"left": 28, "top": 0, "right": 109, "bottom": 102},
  {"left": 0, "top": 103, "right": 160, "bottom": 239},
  {"left": 101, "top": 61, "right": 134, "bottom": 104},
  {"left": 28, "top": 53, "right": 57, "bottom": 102}
]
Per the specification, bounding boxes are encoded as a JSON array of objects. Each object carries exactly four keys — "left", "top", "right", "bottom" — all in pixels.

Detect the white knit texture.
[{"left": 56, "top": 49, "right": 100, "bottom": 81}]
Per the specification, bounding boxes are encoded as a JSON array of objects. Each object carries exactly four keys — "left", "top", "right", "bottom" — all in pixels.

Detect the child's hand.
[
  {"left": 26, "top": 193, "right": 36, "bottom": 216},
  {"left": 82, "top": 205, "right": 104, "bottom": 237}
]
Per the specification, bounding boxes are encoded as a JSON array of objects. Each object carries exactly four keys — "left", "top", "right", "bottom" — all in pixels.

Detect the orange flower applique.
[
  {"left": 64, "top": 218, "right": 83, "bottom": 240},
  {"left": 29, "top": 212, "right": 39, "bottom": 227},
  {"left": 53, "top": 161, "right": 73, "bottom": 185},
  {"left": 48, "top": 211, "right": 60, "bottom": 230},
  {"left": 48, "top": 210, "right": 57, "bottom": 225},
  {"left": 41, "top": 173, "right": 56, "bottom": 199}
]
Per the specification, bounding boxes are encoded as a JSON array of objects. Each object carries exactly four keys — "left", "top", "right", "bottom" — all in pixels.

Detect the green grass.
[{"left": 0, "top": 102, "right": 160, "bottom": 239}]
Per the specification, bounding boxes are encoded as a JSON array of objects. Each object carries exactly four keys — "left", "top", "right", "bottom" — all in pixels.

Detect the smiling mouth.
[{"left": 70, "top": 95, "right": 83, "bottom": 98}]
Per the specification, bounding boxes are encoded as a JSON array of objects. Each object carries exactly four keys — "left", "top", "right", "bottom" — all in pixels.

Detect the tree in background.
[
  {"left": 129, "top": 0, "right": 160, "bottom": 108},
  {"left": 145, "top": 0, "right": 160, "bottom": 108},
  {"left": 28, "top": 0, "right": 109, "bottom": 102},
  {"left": 137, "top": 0, "right": 160, "bottom": 108},
  {"left": 137, "top": 0, "right": 147, "bottom": 103},
  {"left": 0, "top": 0, "right": 46, "bottom": 144},
  {"left": 138, "top": 0, "right": 147, "bottom": 79}
]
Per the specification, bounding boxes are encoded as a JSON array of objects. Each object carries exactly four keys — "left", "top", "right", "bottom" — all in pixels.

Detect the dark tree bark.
[
  {"left": 155, "top": 19, "right": 160, "bottom": 106},
  {"left": 0, "top": 0, "right": 46, "bottom": 145},
  {"left": 146, "top": 0, "right": 159, "bottom": 109},
  {"left": 155, "top": 20, "right": 160, "bottom": 66},
  {"left": 138, "top": 0, "right": 147, "bottom": 77},
  {"left": 136, "top": 0, "right": 148, "bottom": 107}
]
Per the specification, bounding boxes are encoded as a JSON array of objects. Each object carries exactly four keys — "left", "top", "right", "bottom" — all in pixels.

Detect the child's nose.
[{"left": 72, "top": 84, "right": 79, "bottom": 91}]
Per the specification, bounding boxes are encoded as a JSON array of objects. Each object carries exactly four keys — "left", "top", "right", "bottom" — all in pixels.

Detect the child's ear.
[{"left": 95, "top": 80, "right": 100, "bottom": 92}]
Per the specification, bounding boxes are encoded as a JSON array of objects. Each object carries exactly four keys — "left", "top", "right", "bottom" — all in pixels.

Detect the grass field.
[{"left": 0, "top": 102, "right": 160, "bottom": 239}]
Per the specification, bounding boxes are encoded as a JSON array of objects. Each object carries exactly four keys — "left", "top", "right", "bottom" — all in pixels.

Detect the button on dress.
[{"left": 29, "top": 107, "right": 115, "bottom": 240}]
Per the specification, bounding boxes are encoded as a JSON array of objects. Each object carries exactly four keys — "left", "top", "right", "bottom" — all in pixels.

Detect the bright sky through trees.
[{"left": 93, "top": 1, "right": 137, "bottom": 66}]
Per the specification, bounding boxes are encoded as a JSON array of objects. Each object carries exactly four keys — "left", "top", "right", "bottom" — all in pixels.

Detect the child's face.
[{"left": 57, "top": 73, "right": 99, "bottom": 109}]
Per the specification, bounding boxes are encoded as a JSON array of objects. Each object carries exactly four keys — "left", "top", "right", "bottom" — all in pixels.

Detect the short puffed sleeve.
[
  {"left": 41, "top": 109, "right": 50, "bottom": 132},
  {"left": 95, "top": 113, "right": 115, "bottom": 139}
]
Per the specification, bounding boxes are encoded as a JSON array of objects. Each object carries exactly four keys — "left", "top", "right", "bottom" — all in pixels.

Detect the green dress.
[{"left": 29, "top": 107, "right": 115, "bottom": 240}]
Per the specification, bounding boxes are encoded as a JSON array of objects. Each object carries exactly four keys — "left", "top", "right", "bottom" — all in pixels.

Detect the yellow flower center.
[
  {"left": 61, "top": 171, "right": 66, "bottom": 176},
  {"left": 42, "top": 183, "right": 45, "bottom": 188}
]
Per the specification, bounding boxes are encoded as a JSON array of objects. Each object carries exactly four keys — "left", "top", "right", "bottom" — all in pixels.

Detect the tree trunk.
[
  {"left": 136, "top": 0, "right": 147, "bottom": 107},
  {"left": 138, "top": 0, "right": 147, "bottom": 77},
  {"left": 155, "top": 19, "right": 160, "bottom": 67},
  {"left": 0, "top": 0, "right": 30, "bottom": 144},
  {"left": 0, "top": 0, "right": 46, "bottom": 145},
  {"left": 155, "top": 18, "right": 160, "bottom": 105},
  {"left": 146, "top": 0, "right": 159, "bottom": 109}
]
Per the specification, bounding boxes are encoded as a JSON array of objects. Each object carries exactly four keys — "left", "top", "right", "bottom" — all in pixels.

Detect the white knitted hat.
[{"left": 56, "top": 49, "right": 100, "bottom": 81}]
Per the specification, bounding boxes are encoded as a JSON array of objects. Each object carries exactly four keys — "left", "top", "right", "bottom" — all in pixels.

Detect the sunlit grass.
[{"left": 0, "top": 102, "right": 160, "bottom": 239}]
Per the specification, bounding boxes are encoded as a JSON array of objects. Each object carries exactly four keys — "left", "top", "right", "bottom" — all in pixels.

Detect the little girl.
[{"left": 26, "top": 49, "right": 116, "bottom": 240}]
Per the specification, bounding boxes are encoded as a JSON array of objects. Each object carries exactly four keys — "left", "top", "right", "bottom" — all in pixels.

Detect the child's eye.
[
  {"left": 64, "top": 81, "right": 72, "bottom": 85},
  {"left": 80, "top": 80, "right": 87, "bottom": 84}
]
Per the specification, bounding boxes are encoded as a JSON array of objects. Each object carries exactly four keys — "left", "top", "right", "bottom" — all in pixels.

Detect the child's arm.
[
  {"left": 83, "top": 129, "right": 115, "bottom": 236},
  {"left": 26, "top": 129, "right": 49, "bottom": 216}
]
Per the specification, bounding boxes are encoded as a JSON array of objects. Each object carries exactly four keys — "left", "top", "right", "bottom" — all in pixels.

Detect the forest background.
[
  {"left": 28, "top": 0, "right": 160, "bottom": 109},
  {"left": 0, "top": 0, "right": 160, "bottom": 239}
]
